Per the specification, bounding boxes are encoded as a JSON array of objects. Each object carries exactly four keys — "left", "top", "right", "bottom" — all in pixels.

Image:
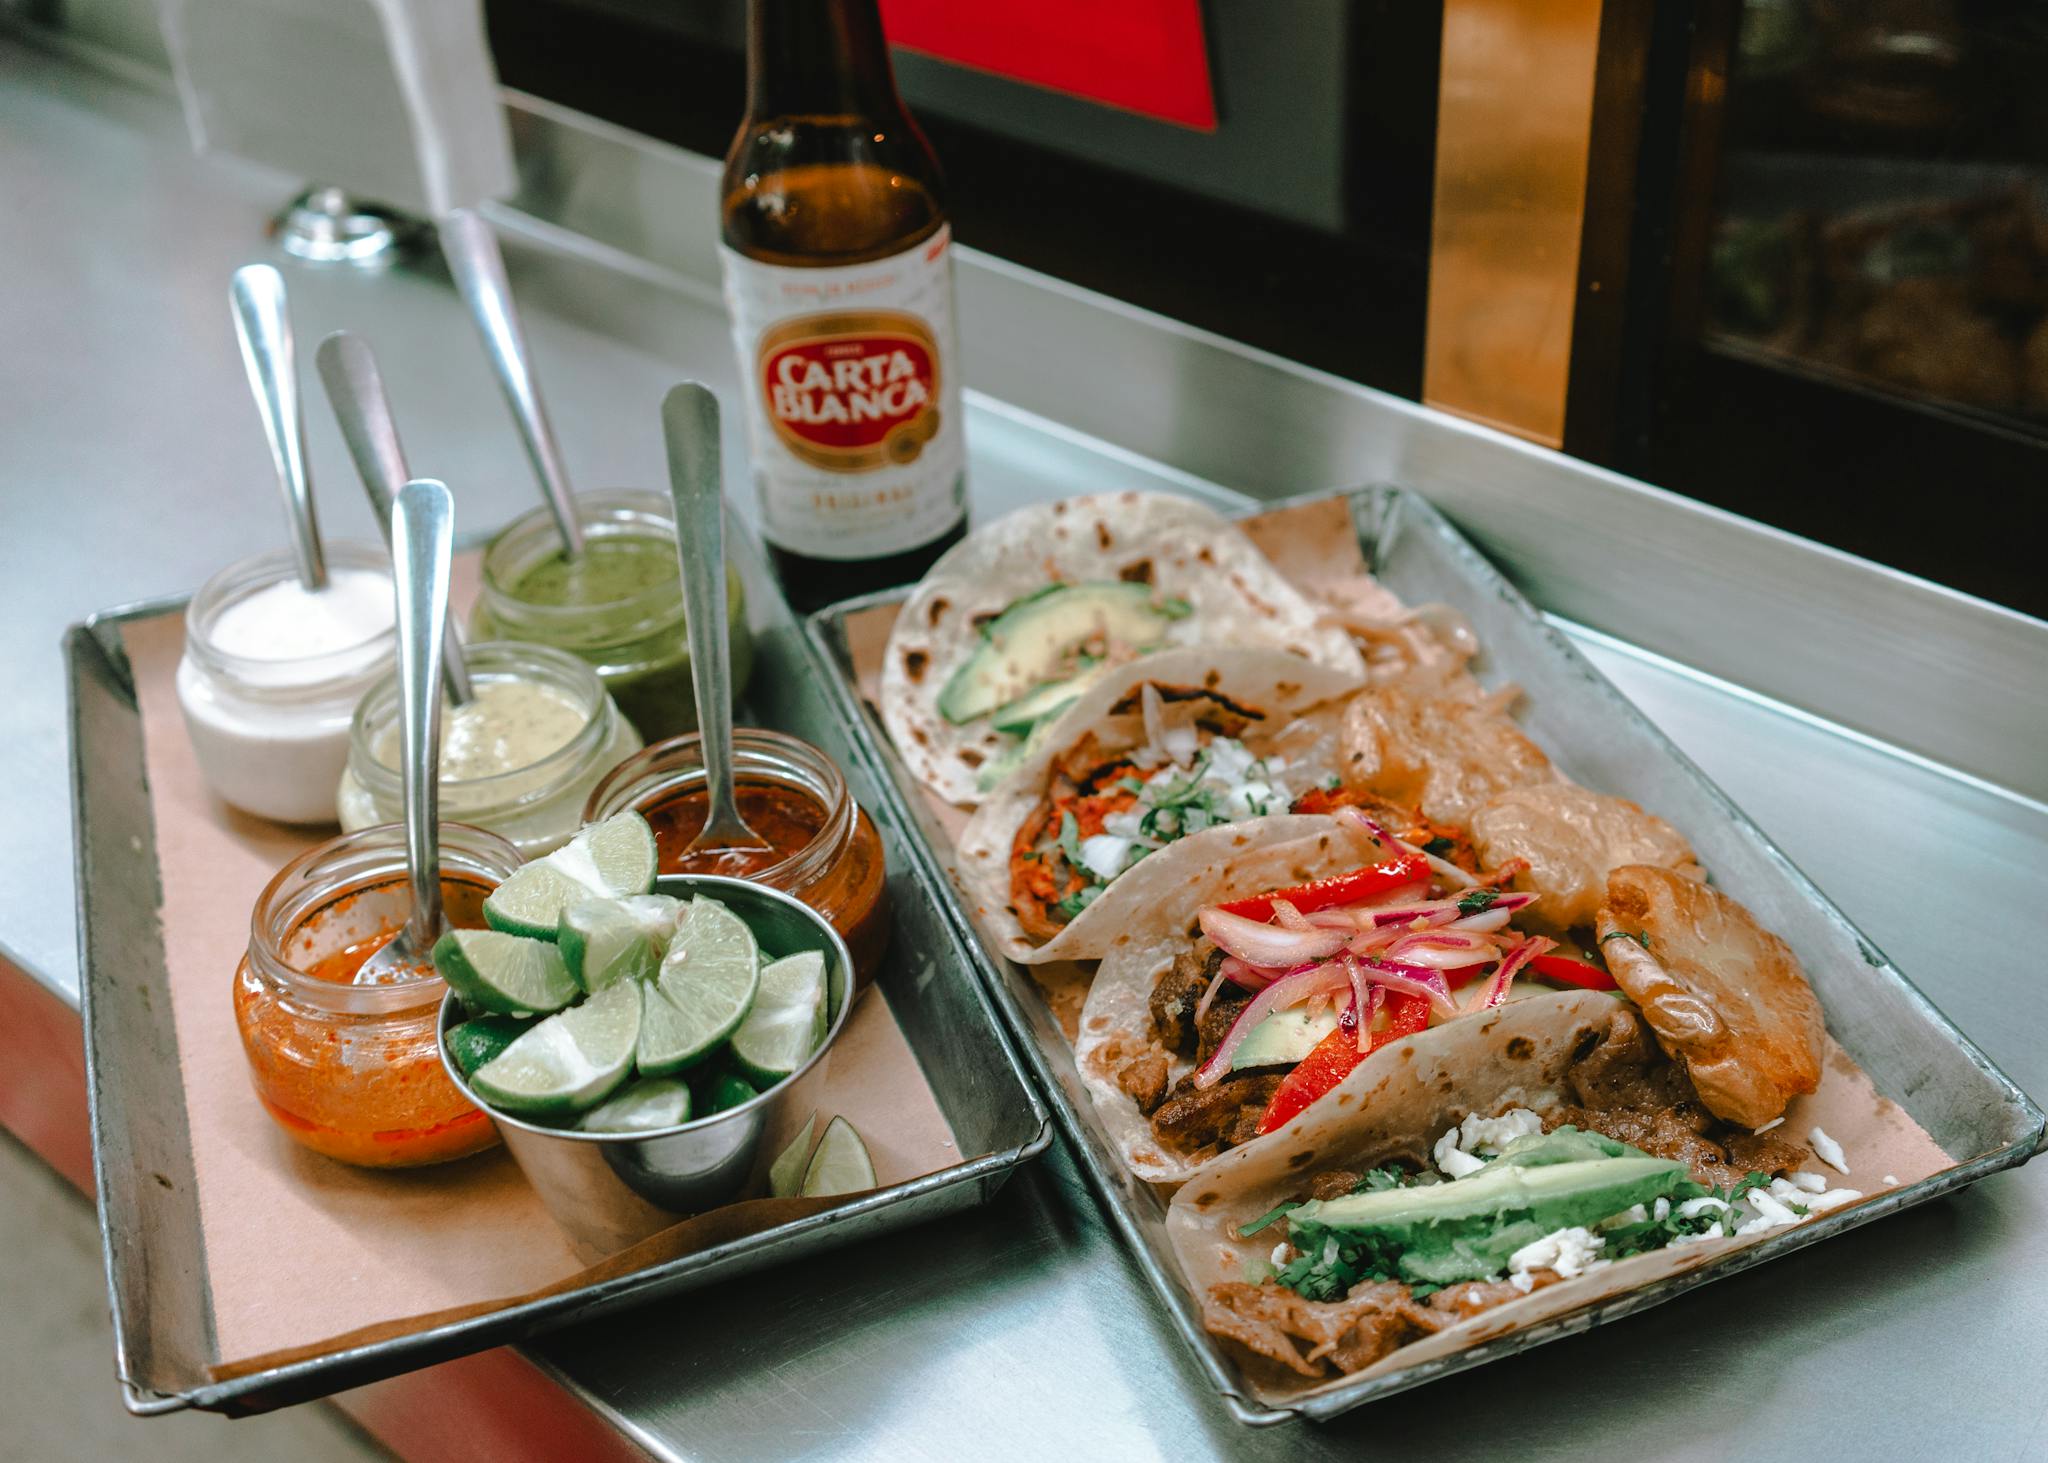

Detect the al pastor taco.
[
  {"left": 880, "top": 492, "right": 1365, "bottom": 806},
  {"left": 952, "top": 648, "right": 1367, "bottom": 965}
]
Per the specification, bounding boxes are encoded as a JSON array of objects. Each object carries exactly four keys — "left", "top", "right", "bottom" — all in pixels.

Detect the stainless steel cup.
[{"left": 438, "top": 873, "right": 855, "bottom": 1260}]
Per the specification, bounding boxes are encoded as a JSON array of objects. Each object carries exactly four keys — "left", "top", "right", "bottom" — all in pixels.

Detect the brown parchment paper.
[
  {"left": 117, "top": 558, "right": 958, "bottom": 1376},
  {"left": 841, "top": 492, "right": 1960, "bottom": 1355}
]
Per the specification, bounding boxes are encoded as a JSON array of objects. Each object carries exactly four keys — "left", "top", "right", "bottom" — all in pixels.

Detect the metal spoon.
[
  {"left": 230, "top": 264, "right": 325, "bottom": 590},
  {"left": 355, "top": 478, "right": 455, "bottom": 986},
  {"left": 438, "top": 208, "right": 586, "bottom": 558},
  {"left": 662, "top": 384, "right": 769, "bottom": 860},
  {"left": 315, "top": 330, "right": 475, "bottom": 704}
]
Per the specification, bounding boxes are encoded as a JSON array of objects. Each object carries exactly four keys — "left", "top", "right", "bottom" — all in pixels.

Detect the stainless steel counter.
[{"left": 7, "top": 31, "right": 2047, "bottom": 1463}]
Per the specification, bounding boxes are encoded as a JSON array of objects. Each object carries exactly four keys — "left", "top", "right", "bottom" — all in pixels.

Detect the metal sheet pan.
[
  {"left": 66, "top": 536, "right": 1053, "bottom": 1417},
  {"left": 804, "top": 484, "right": 2045, "bottom": 1427}
]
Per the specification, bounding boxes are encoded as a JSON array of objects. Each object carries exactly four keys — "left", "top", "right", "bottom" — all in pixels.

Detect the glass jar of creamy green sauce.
[
  {"left": 336, "top": 641, "right": 641, "bottom": 855},
  {"left": 470, "top": 490, "right": 753, "bottom": 741}
]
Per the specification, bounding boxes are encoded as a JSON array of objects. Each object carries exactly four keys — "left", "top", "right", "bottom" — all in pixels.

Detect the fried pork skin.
[
  {"left": 1337, "top": 671, "right": 1553, "bottom": 825},
  {"left": 1470, "top": 784, "right": 1703, "bottom": 932},
  {"left": 1597, "top": 866, "right": 1825, "bottom": 1129}
]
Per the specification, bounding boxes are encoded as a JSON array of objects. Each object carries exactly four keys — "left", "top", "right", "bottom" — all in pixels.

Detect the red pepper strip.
[
  {"left": 1255, "top": 991, "right": 1432, "bottom": 1135},
  {"left": 1528, "top": 952, "right": 1619, "bottom": 991},
  {"left": 1214, "top": 854, "right": 1431, "bottom": 924}
]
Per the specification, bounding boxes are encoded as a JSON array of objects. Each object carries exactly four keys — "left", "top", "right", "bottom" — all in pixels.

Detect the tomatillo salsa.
[{"left": 470, "top": 493, "right": 754, "bottom": 744}]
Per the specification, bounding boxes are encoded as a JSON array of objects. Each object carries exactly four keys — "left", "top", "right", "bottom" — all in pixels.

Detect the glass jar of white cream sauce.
[
  {"left": 176, "top": 545, "right": 398, "bottom": 824},
  {"left": 336, "top": 641, "right": 641, "bottom": 855}
]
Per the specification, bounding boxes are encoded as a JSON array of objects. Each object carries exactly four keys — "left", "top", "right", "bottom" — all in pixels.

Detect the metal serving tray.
[
  {"left": 65, "top": 534, "right": 1053, "bottom": 1417},
  {"left": 805, "top": 484, "right": 2045, "bottom": 1427}
]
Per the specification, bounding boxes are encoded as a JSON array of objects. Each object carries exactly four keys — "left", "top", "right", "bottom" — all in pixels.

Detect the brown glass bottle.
[{"left": 720, "top": 0, "right": 968, "bottom": 614}]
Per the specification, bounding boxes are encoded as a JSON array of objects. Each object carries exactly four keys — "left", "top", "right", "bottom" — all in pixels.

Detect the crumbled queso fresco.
[
  {"left": 1432, "top": 1109, "right": 1865, "bottom": 1287},
  {"left": 1431, "top": 1108, "right": 1545, "bottom": 1179}
]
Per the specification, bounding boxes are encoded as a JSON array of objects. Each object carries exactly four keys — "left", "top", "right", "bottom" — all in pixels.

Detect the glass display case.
[{"left": 1576, "top": 0, "right": 2048, "bottom": 616}]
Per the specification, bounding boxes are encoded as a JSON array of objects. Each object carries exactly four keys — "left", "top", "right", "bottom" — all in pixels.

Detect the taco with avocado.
[
  {"left": 880, "top": 492, "right": 1365, "bottom": 807},
  {"left": 1166, "top": 986, "right": 1859, "bottom": 1398},
  {"left": 1071, "top": 806, "right": 1828, "bottom": 1189}
]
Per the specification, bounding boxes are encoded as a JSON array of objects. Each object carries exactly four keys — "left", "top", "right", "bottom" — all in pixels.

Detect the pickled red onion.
[{"left": 1193, "top": 960, "right": 1354, "bottom": 1088}]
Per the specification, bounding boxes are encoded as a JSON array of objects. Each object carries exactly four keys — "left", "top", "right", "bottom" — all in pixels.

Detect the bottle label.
[{"left": 721, "top": 227, "right": 966, "bottom": 560}]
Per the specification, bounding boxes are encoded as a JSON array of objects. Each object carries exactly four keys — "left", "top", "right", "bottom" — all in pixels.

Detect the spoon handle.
[
  {"left": 230, "top": 264, "right": 326, "bottom": 590},
  {"left": 662, "top": 384, "right": 745, "bottom": 836},
  {"left": 393, "top": 479, "right": 453, "bottom": 952},
  {"left": 316, "top": 331, "right": 475, "bottom": 704},
  {"left": 438, "top": 209, "right": 586, "bottom": 558}
]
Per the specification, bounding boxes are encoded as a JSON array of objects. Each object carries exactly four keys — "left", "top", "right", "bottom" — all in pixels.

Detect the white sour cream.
[{"left": 176, "top": 550, "right": 396, "bottom": 823}]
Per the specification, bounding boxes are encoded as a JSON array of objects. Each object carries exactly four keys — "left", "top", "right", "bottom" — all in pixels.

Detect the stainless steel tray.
[
  {"left": 65, "top": 533, "right": 1053, "bottom": 1417},
  {"left": 805, "top": 484, "right": 2045, "bottom": 1427}
]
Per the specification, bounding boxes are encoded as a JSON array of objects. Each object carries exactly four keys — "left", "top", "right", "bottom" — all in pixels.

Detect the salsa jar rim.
[
  {"left": 184, "top": 542, "right": 396, "bottom": 702},
  {"left": 581, "top": 728, "right": 856, "bottom": 890},
  {"left": 245, "top": 822, "right": 523, "bottom": 1015},
  {"left": 346, "top": 640, "right": 622, "bottom": 809},
  {"left": 475, "top": 489, "right": 687, "bottom": 651}
]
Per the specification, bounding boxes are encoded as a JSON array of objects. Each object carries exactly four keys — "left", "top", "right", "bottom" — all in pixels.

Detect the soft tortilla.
[
  {"left": 953, "top": 647, "right": 1367, "bottom": 965},
  {"left": 881, "top": 492, "right": 1367, "bottom": 807},
  {"left": 1068, "top": 819, "right": 1399, "bottom": 1185},
  {"left": 1164, "top": 991, "right": 1947, "bottom": 1404}
]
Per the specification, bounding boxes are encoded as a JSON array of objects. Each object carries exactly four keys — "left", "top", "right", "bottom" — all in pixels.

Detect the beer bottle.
[{"left": 720, "top": 0, "right": 968, "bottom": 613}]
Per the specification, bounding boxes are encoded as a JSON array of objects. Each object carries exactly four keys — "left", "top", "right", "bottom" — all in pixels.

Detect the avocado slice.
[
  {"left": 1289, "top": 1133, "right": 1693, "bottom": 1286},
  {"left": 988, "top": 662, "right": 1100, "bottom": 736},
  {"left": 937, "top": 582, "right": 1190, "bottom": 726},
  {"left": 1230, "top": 1006, "right": 1342, "bottom": 1072}
]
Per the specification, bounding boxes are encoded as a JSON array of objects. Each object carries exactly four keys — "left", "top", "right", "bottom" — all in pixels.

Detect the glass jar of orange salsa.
[
  {"left": 583, "top": 729, "right": 891, "bottom": 985},
  {"left": 233, "top": 824, "right": 523, "bottom": 1167}
]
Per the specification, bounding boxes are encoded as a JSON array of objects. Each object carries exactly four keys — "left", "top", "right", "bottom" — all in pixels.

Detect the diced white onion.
[{"left": 1808, "top": 1126, "right": 1850, "bottom": 1175}]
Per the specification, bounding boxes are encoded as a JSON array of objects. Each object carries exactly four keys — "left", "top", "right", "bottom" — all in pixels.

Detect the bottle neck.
[{"left": 744, "top": 0, "right": 903, "bottom": 122}]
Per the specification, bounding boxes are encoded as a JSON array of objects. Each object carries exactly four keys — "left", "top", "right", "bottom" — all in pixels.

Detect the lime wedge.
[
  {"left": 484, "top": 812, "right": 659, "bottom": 938},
  {"left": 445, "top": 1014, "right": 529, "bottom": 1077},
  {"left": 730, "top": 950, "right": 829, "bottom": 1087},
  {"left": 580, "top": 1076, "right": 692, "bottom": 1134},
  {"left": 434, "top": 928, "right": 578, "bottom": 1016},
  {"left": 558, "top": 899, "right": 659, "bottom": 992},
  {"left": 472, "top": 978, "right": 641, "bottom": 1117},
  {"left": 616, "top": 893, "right": 684, "bottom": 950},
  {"left": 703, "top": 1071, "right": 758, "bottom": 1114},
  {"left": 635, "top": 897, "right": 760, "bottom": 1076},
  {"left": 800, "top": 1115, "right": 876, "bottom": 1197},
  {"left": 768, "top": 1114, "right": 817, "bottom": 1199}
]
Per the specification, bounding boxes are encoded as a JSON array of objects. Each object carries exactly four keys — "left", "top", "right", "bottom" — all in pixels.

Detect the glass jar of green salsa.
[{"left": 470, "top": 490, "right": 752, "bottom": 741}]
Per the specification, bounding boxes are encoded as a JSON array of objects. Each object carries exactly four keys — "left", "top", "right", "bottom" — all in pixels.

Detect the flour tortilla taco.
[
  {"left": 952, "top": 647, "right": 1369, "bottom": 965},
  {"left": 880, "top": 492, "right": 1366, "bottom": 807},
  {"left": 1165, "top": 988, "right": 1868, "bottom": 1399},
  {"left": 1074, "top": 831, "right": 1832, "bottom": 1190}
]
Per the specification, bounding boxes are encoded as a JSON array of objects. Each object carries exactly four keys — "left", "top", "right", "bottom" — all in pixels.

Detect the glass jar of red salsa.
[
  {"left": 233, "top": 824, "right": 522, "bottom": 1168},
  {"left": 583, "top": 729, "right": 890, "bottom": 985}
]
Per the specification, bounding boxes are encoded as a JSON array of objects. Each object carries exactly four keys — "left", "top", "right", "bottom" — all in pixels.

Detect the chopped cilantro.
[
  {"left": 1272, "top": 1221, "right": 1408, "bottom": 1300},
  {"left": 1456, "top": 889, "right": 1500, "bottom": 916},
  {"left": 1728, "top": 1170, "right": 1771, "bottom": 1204},
  {"left": 1422, "top": 836, "right": 1457, "bottom": 858},
  {"left": 1054, "top": 885, "right": 1105, "bottom": 922},
  {"left": 1238, "top": 1201, "right": 1298, "bottom": 1239},
  {"left": 1600, "top": 929, "right": 1652, "bottom": 950},
  {"left": 1355, "top": 1166, "right": 1413, "bottom": 1193},
  {"left": 1322, "top": 772, "right": 1343, "bottom": 791},
  {"left": 1157, "top": 596, "right": 1195, "bottom": 620}
]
